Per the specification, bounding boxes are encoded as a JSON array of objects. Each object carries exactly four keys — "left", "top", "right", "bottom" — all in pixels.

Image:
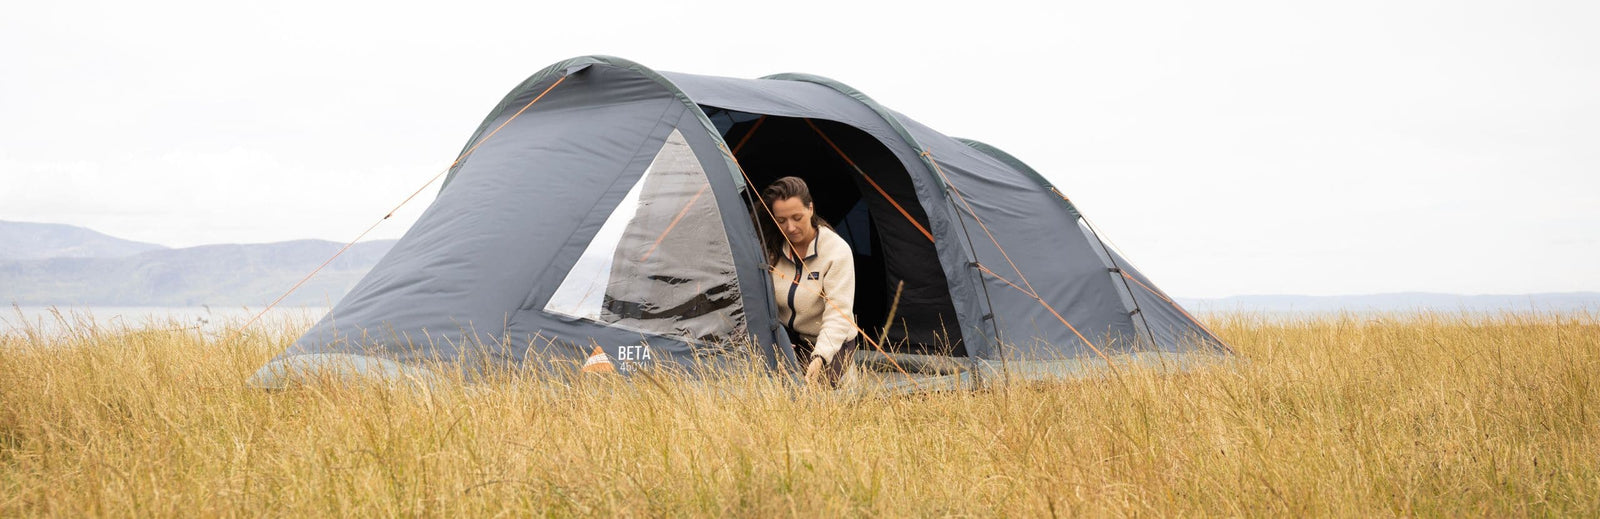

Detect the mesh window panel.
[{"left": 545, "top": 129, "right": 747, "bottom": 343}]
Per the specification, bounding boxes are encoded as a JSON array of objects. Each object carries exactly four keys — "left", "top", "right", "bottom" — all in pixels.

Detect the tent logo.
[
  {"left": 581, "top": 345, "right": 651, "bottom": 374},
  {"left": 616, "top": 344, "right": 652, "bottom": 373},
  {"left": 581, "top": 346, "right": 615, "bottom": 374},
  {"left": 807, "top": 271, "right": 820, "bottom": 280},
  {"left": 617, "top": 344, "right": 652, "bottom": 362}
]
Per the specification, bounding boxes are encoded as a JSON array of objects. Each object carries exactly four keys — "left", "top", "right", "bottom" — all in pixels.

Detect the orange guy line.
[{"left": 804, "top": 119, "right": 935, "bottom": 243}]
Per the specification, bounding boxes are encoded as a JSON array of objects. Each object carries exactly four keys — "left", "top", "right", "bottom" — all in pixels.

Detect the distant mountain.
[
  {"left": 0, "top": 220, "right": 168, "bottom": 260},
  {"left": 1, "top": 239, "right": 395, "bottom": 307},
  {"left": 1179, "top": 292, "right": 1600, "bottom": 314},
  {"left": 5, "top": 222, "right": 1594, "bottom": 313}
]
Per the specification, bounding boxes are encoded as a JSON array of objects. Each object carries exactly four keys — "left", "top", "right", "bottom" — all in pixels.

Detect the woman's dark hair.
[{"left": 759, "top": 176, "right": 829, "bottom": 265}]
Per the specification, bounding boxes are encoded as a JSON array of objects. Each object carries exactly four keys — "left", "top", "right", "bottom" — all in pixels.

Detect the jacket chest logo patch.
[{"left": 807, "top": 271, "right": 820, "bottom": 280}]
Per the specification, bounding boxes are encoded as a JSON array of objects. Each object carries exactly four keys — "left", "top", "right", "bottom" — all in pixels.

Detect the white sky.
[{"left": 2, "top": 0, "right": 1596, "bottom": 298}]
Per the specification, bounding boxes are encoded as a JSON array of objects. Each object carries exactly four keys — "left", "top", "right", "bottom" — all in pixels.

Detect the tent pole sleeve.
[
  {"left": 936, "top": 178, "right": 1004, "bottom": 385},
  {"left": 1079, "top": 216, "right": 1157, "bottom": 347}
]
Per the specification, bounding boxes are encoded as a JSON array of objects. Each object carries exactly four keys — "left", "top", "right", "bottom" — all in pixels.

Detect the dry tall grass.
[{"left": 1, "top": 310, "right": 1596, "bottom": 516}]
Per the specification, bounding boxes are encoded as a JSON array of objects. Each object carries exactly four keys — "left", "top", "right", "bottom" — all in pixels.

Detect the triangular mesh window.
[{"left": 544, "top": 129, "right": 747, "bottom": 343}]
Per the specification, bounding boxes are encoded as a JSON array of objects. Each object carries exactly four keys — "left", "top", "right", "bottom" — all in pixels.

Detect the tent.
[{"left": 252, "top": 55, "right": 1228, "bottom": 389}]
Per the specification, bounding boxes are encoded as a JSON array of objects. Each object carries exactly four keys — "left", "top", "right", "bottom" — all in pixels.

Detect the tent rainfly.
[{"left": 252, "top": 55, "right": 1229, "bottom": 390}]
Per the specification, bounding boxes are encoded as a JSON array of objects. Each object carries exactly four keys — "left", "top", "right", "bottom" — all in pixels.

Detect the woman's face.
[{"left": 770, "top": 197, "right": 815, "bottom": 245}]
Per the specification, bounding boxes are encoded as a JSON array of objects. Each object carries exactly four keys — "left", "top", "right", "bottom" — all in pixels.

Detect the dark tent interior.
[{"left": 702, "top": 107, "right": 966, "bottom": 356}]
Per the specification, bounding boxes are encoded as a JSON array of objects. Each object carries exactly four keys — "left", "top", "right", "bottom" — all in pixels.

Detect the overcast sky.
[{"left": 2, "top": 0, "right": 1596, "bottom": 298}]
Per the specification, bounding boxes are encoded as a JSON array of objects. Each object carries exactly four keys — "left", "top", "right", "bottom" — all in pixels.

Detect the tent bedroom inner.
[{"left": 702, "top": 107, "right": 966, "bottom": 357}]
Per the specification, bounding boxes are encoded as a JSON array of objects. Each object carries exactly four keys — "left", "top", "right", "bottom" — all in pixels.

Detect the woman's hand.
[{"left": 804, "top": 356, "right": 825, "bottom": 387}]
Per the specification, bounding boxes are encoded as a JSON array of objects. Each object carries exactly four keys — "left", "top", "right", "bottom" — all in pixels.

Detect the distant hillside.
[
  {"left": 1, "top": 239, "right": 395, "bottom": 307},
  {"left": 1180, "top": 292, "right": 1600, "bottom": 314},
  {"left": 0, "top": 220, "right": 168, "bottom": 260},
  {"left": 5, "top": 222, "right": 1594, "bottom": 313}
]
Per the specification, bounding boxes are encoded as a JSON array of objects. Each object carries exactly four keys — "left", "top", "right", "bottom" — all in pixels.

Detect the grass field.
[{"left": 2, "top": 310, "right": 1596, "bottom": 516}]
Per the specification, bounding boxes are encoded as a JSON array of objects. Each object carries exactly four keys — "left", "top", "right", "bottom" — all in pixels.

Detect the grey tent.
[{"left": 252, "top": 55, "right": 1228, "bottom": 389}]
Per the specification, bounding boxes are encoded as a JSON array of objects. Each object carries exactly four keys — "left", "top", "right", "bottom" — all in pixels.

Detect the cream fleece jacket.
[{"left": 772, "top": 226, "right": 856, "bottom": 362}]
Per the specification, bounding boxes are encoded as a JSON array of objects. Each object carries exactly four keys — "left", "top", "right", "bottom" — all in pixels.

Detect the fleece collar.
[{"left": 783, "top": 227, "right": 824, "bottom": 262}]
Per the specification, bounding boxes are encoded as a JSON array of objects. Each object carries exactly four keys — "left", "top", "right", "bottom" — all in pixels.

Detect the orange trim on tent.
[
  {"left": 925, "top": 150, "right": 1119, "bottom": 369},
  {"left": 974, "top": 263, "right": 1115, "bottom": 366},
  {"left": 1117, "top": 270, "right": 1225, "bottom": 345},
  {"left": 923, "top": 150, "right": 1040, "bottom": 299},
  {"left": 732, "top": 115, "right": 767, "bottom": 155},
  {"left": 804, "top": 119, "right": 936, "bottom": 243}
]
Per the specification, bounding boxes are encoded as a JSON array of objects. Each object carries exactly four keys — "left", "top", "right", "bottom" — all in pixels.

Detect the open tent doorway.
[{"left": 702, "top": 107, "right": 966, "bottom": 357}]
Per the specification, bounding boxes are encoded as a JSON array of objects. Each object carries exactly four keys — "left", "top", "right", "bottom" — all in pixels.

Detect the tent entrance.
[{"left": 702, "top": 107, "right": 965, "bottom": 357}]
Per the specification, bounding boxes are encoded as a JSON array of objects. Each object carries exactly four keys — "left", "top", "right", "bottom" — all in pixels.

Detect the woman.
[{"left": 761, "top": 176, "right": 858, "bottom": 388}]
